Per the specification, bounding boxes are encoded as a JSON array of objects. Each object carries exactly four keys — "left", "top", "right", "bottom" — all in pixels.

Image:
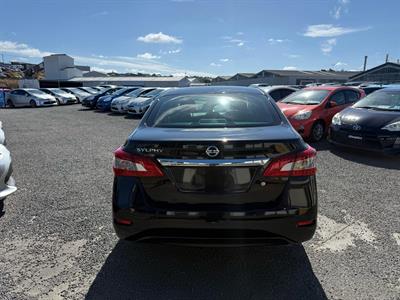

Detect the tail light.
[
  {"left": 113, "top": 147, "right": 164, "bottom": 177},
  {"left": 263, "top": 145, "right": 316, "bottom": 177}
]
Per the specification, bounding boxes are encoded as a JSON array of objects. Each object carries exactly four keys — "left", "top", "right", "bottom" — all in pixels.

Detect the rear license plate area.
[{"left": 167, "top": 167, "right": 257, "bottom": 193}]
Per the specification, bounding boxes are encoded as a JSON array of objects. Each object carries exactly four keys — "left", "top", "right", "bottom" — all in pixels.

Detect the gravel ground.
[{"left": 0, "top": 105, "right": 399, "bottom": 300}]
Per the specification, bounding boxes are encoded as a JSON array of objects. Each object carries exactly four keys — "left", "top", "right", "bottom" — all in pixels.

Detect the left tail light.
[
  {"left": 263, "top": 145, "right": 317, "bottom": 177},
  {"left": 113, "top": 147, "right": 164, "bottom": 177}
]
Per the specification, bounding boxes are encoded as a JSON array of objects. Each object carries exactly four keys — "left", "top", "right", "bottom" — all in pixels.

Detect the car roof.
[
  {"left": 162, "top": 86, "right": 264, "bottom": 97},
  {"left": 257, "top": 85, "right": 297, "bottom": 92},
  {"left": 379, "top": 87, "right": 400, "bottom": 92}
]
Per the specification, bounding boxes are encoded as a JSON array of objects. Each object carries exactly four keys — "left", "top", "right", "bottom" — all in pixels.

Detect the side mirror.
[{"left": 329, "top": 100, "right": 338, "bottom": 108}]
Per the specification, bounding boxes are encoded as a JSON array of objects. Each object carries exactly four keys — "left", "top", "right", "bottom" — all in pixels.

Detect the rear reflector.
[
  {"left": 263, "top": 145, "right": 316, "bottom": 177},
  {"left": 115, "top": 218, "right": 133, "bottom": 225},
  {"left": 113, "top": 147, "right": 164, "bottom": 177},
  {"left": 296, "top": 219, "right": 315, "bottom": 227}
]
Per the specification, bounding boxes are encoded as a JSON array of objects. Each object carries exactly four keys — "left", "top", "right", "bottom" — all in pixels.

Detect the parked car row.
[{"left": 4, "top": 86, "right": 108, "bottom": 108}]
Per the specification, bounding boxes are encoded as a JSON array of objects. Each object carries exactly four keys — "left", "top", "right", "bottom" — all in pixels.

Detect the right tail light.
[{"left": 263, "top": 145, "right": 316, "bottom": 177}]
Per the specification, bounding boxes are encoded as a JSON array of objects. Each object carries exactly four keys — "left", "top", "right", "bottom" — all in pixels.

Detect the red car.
[{"left": 277, "top": 86, "right": 365, "bottom": 141}]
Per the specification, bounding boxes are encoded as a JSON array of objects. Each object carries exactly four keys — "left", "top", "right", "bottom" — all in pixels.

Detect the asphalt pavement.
[{"left": 0, "top": 105, "right": 399, "bottom": 299}]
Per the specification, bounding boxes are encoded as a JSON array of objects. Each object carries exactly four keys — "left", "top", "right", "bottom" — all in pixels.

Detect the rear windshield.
[
  {"left": 281, "top": 89, "right": 330, "bottom": 105},
  {"left": 146, "top": 93, "right": 279, "bottom": 128}
]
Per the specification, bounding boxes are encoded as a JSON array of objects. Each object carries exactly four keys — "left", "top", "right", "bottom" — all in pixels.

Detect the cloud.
[
  {"left": 91, "top": 67, "right": 117, "bottom": 73},
  {"left": 222, "top": 35, "right": 246, "bottom": 47},
  {"left": 136, "top": 52, "right": 160, "bottom": 60},
  {"left": 90, "top": 11, "right": 109, "bottom": 17},
  {"left": 219, "top": 58, "right": 230, "bottom": 62},
  {"left": 330, "top": 0, "right": 350, "bottom": 19},
  {"left": 332, "top": 61, "right": 348, "bottom": 69},
  {"left": 236, "top": 31, "right": 244, "bottom": 35},
  {"left": 137, "top": 32, "right": 182, "bottom": 44},
  {"left": 304, "top": 24, "right": 370, "bottom": 37},
  {"left": 0, "top": 40, "right": 52, "bottom": 58},
  {"left": 283, "top": 66, "right": 297, "bottom": 70},
  {"left": 210, "top": 62, "right": 222, "bottom": 67},
  {"left": 288, "top": 54, "right": 300, "bottom": 58},
  {"left": 268, "top": 38, "right": 289, "bottom": 45},
  {"left": 321, "top": 38, "right": 337, "bottom": 54}
]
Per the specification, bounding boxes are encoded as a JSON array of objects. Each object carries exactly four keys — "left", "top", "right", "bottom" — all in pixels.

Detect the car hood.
[
  {"left": 34, "top": 94, "right": 55, "bottom": 100},
  {"left": 129, "top": 124, "right": 300, "bottom": 142},
  {"left": 277, "top": 102, "right": 318, "bottom": 117},
  {"left": 132, "top": 96, "right": 151, "bottom": 104},
  {"left": 112, "top": 96, "right": 131, "bottom": 104},
  {"left": 339, "top": 107, "right": 400, "bottom": 128}
]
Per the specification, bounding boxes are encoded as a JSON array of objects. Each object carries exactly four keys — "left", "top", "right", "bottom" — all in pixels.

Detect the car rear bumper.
[{"left": 113, "top": 207, "right": 317, "bottom": 245}]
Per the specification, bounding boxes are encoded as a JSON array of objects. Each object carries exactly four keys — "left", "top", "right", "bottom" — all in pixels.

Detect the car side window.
[
  {"left": 329, "top": 91, "right": 346, "bottom": 106},
  {"left": 269, "top": 90, "right": 281, "bottom": 101},
  {"left": 344, "top": 90, "right": 359, "bottom": 104}
]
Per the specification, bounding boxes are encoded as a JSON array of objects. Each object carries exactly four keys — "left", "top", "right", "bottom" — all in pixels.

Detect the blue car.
[{"left": 96, "top": 87, "right": 140, "bottom": 111}]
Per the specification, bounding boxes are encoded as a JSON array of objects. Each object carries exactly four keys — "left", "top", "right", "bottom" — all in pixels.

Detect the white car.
[
  {"left": 40, "top": 88, "right": 78, "bottom": 105},
  {"left": 126, "top": 88, "right": 171, "bottom": 116},
  {"left": 61, "top": 88, "right": 91, "bottom": 103},
  {"left": 0, "top": 122, "right": 17, "bottom": 201},
  {"left": 111, "top": 88, "right": 154, "bottom": 113},
  {"left": 7, "top": 89, "right": 57, "bottom": 108}
]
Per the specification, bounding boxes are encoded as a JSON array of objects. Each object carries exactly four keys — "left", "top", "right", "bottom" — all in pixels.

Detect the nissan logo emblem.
[
  {"left": 352, "top": 124, "right": 362, "bottom": 131},
  {"left": 205, "top": 146, "right": 220, "bottom": 158}
]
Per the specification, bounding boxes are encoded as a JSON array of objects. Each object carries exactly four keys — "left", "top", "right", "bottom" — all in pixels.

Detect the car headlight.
[
  {"left": 293, "top": 110, "right": 312, "bottom": 120},
  {"left": 382, "top": 121, "right": 400, "bottom": 131},
  {"left": 331, "top": 113, "right": 342, "bottom": 126}
]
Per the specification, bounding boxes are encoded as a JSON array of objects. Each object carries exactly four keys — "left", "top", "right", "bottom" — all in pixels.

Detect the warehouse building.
[
  {"left": 348, "top": 62, "right": 400, "bottom": 83},
  {"left": 68, "top": 76, "right": 191, "bottom": 87},
  {"left": 211, "top": 69, "right": 359, "bottom": 86}
]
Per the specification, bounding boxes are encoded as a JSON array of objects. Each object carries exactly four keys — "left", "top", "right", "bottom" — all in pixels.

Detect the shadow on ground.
[{"left": 86, "top": 241, "right": 326, "bottom": 300}]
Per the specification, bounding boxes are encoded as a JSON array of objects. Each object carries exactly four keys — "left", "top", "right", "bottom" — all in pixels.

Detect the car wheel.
[
  {"left": 310, "top": 121, "right": 325, "bottom": 142},
  {"left": 7, "top": 99, "right": 14, "bottom": 108},
  {"left": 56, "top": 98, "right": 61, "bottom": 105},
  {"left": 30, "top": 100, "right": 37, "bottom": 108}
]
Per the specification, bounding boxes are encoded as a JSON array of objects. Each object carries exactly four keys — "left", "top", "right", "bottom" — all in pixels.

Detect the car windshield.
[
  {"left": 51, "top": 89, "right": 70, "bottom": 95},
  {"left": 70, "top": 88, "right": 86, "bottom": 94},
  {"left": 146, "top": 93, "right": 279, "bottom": 128},
  {"left": 140, "top": 89, "right": 163, "bottom": 98},
  {"left": 28, "top": 89, "right": 48, "bottom": 96},
  {"left": 281, "top": 90, "right": 330, "bottom": 105},
  {"left": 354, "top": 90, "right": 400, "bottom": 111},
  {"left": 125, "top": 88, "right": 146, "bottom": 97}
]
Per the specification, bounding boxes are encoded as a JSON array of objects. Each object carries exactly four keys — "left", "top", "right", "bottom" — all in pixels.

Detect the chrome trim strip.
[{"left": 157, "top": 158, "right": 269, "bottom": 167}]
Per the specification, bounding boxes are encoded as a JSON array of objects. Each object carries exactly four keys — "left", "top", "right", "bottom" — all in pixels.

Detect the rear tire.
[
  {"left": 7, "top": 99, "right": 14, "bottom": 108},
  {"left": 310, "top": 121, "right": 325, "bottom": 142},
  {"left": 30, "top": 100, "right": 37, "bottom": 108}
]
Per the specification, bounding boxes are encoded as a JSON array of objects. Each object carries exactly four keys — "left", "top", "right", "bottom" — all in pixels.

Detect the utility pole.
[
  {"left": 363, "top": 56, "right": 368, "bottom": 71},
  {"left": 1, "top": 53, "right": 4, "bottom": 63},
  {"left": 385, "top": 54, "right": 389, "bottom": 63}
]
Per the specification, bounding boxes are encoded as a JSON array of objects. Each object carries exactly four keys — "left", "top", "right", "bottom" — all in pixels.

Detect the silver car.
[
  {"left": 251, "top": 85, "right": 298, "bottom": 102},
  {"left": 7, "top": 89, "right": 57, "bottom": 108},
  {"left": 40, "top": 88, "right": 78, "bottom": 105},
  {"left": 126, "top": 88, "right": 171, "bottom": 116},
  {"left": 61, "top": 88, "right": 91, "bottom": 103},
  {"left": 0, "top": 122, "right": 17, "bottom": 201},
  {"left": 111, "top": 88, "right": 153, "bottom": 113}
]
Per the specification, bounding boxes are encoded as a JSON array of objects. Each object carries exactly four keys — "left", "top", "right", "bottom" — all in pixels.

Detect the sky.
[{"left": 1, "top": 0, "right": 399, "bottom": 77}]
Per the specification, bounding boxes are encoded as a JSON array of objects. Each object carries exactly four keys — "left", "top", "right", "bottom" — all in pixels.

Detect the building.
[
  {"left": 211, "top": 69, "right": 360, "bottom": 86},
  {"left": 68, "top": 76, "right": 191, "bottom": 87},
  {"left": 348, "top": 62, "right": 400, "bottom": 83},
  {"left": 43, "top": 54, "right": 89, "bottom": 80}
]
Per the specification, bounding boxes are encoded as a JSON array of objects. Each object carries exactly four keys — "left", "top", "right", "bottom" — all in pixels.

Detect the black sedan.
[
  {"left": 112, "top": 86, "right": 318, "bottom": 246},
  {"left": 329, "top": 87, "right": 400, "bottom": 155}
]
